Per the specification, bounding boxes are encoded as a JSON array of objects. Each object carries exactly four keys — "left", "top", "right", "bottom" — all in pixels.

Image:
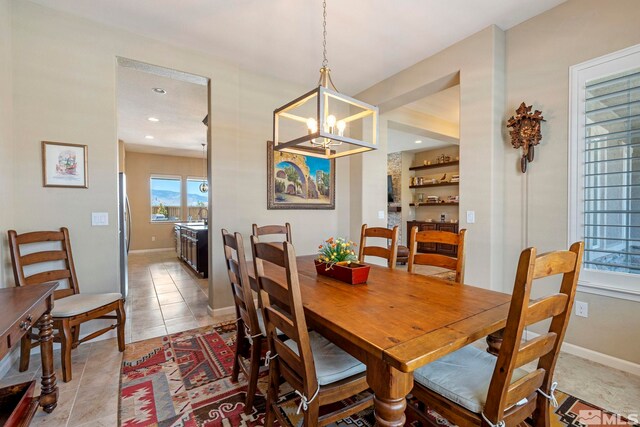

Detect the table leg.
[
  {"left": 366, "top": 356, "right": 413, "bottom": 427},
  {"left": 37, "top": 311, "right": 58, "bottom": 413}
]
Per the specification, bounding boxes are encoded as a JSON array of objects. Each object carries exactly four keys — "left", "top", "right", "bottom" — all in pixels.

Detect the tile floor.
[
  {"left": 1, "top": 250, "right": 638, "bottom": 426},
  {"left": 0, "top": 249, "right": 230, "bottom": 427}
]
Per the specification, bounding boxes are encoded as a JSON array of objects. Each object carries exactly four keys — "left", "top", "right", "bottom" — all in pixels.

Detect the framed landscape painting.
[
  {"left": 267, "top": 141, "right": 335, "bottom": 209},
  {"left": 42, "top": 141, "right": 88, "bottom": 188}
]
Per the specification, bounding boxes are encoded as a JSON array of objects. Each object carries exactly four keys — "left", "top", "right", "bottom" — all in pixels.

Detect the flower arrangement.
[{"left": 317, "top": 237, "right": 358, "bottom": 268}]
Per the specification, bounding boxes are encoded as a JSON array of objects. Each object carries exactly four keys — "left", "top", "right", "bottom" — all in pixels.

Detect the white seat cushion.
[
  {"left": 413, "top": 345, "right": 528, "bottom": 413},
  {"left": 52, "top": 293, "right": 122, "bottom": 317},
  {"left": 284, "top": 331, "right": 366, "bottom": 386}
]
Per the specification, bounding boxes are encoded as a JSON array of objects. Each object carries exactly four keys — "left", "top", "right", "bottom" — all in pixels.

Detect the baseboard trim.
[
  {"left": 525, "top": 330, "right": 640, "bottom": 377},
  {"left": 129, "top": 248, "right": 175, "bottom": 254},
  {"left": 207, "top": 304, "right": 236, "bottom": 318}
]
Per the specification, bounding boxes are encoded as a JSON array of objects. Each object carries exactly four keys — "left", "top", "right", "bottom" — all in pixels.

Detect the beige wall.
[
  {"left": 504, "top": 0, "right": 640, "bottom": 363},
  {"left": 354, "top": 26, "right": 507, "bottom": 292},
  {"left": 0, "top": 0, "right": 14, "bottom": 288},
  {"left": 9, "top": 1, "right": 350, "bottom": 313},
  {"left": 125, "top": 151, "right": 204, "bottom": 251}
]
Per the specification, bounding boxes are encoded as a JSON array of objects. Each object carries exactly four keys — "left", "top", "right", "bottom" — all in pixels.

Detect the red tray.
[{"left": 314, "top": 260, "right": 370, "bottom": 285}]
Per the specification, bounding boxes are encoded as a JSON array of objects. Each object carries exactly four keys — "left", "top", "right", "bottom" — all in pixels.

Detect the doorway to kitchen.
[{"left": 116, "top": 58, "right": 213, "bottom": 343}]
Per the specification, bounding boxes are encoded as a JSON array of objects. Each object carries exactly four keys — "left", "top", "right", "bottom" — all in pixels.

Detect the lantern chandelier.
[
  {"left": 272, "top": 0, "right": 378, "bottom": 159},
  {"left": 199, "top": 143, "right": 208, "bottom": 193}
]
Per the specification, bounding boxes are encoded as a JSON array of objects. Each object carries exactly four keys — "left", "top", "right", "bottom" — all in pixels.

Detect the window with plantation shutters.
[{"left": 569, "top": 45, "right": 640, "bottom": 300}]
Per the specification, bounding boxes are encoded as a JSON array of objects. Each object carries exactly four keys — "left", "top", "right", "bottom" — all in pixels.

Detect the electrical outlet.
[
  {"left": 151, "top": 236, "right": 156, "bottom": 242},
  {"left": 575, "top": 301, "right": 588, "bottom": 318},
  {"left": 466, "top": 210, "right": 475, "bottom": 224},
  {"left": 91, "top": 212, "right": 109, "bottom": 226}
]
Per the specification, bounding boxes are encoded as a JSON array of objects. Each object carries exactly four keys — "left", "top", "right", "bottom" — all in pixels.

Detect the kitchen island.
[{"left": 174, "top": 222, "right": 208, "bottom": 278}]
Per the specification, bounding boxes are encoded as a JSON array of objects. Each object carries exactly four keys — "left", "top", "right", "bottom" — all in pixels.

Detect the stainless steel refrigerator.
[{"left": 118, "top": 172, "right": 131, "bottom": 298}]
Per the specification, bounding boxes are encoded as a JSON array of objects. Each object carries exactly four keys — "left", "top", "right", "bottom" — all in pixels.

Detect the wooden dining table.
[{"left": 249, "top": 255, "right": 511, "bottom": 426}]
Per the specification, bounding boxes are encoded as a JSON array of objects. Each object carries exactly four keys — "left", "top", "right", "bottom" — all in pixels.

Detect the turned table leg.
[
  {"left": 366, "top": 356, "right": 413, "bottom": 426},
  {"left": 37, "top": 309, "right": 58, "bottom": 413}
]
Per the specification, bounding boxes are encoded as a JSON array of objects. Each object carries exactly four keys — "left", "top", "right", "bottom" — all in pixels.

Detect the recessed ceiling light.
[
  {"left": 415, "top": 140, "right": 423, "bottom": 144},
  {"left": 152, "top": 88, "right": 166, "bottom": 94},
  {"left": 145, "top": 135, "right": 154, "bottom": 139},
  {"left": 148, "top": 117, "right": 159, "bottom": 122}
]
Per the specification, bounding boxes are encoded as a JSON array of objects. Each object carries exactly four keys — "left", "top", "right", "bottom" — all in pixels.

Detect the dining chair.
[
  {"left": 252, "top": 222, "right": 292, "bottom": 243},
  {"left": 358, "top": 224, "right": 399, "bottom": 268},
  {"left": 221, "top": 229, "right": 265, "bottom": 414},
  {"left": 251, "top": 237, "right": 373, "bottom": 426},
  {"left": 8, "top": 227, "right": 126, "bottom": 382},
  {"left": 407, "top": 226, "right": 467, "bottom": 282},
  {"left": 409, "top": 241, "right": 584, "bottom": 427}
]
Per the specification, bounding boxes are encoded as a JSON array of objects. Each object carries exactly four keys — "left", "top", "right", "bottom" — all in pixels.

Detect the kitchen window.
[
  {"left": 569, "top": 44, "right": 640, "bottom": 301},
  {"left": 187, "top": 177, "right": 209, "bottom": 221},
  {"left": 150, "top": 175, "right": 182, "bottom": 222}
]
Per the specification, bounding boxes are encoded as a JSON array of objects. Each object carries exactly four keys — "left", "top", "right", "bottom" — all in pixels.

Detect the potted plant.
[{"left": 314, "top": 237, "right": 370, "bottom": 285}]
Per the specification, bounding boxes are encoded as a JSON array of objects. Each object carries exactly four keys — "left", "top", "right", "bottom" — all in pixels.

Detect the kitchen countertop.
[{"left": 174, "top": 222, "right": 208, "bottom": 231}]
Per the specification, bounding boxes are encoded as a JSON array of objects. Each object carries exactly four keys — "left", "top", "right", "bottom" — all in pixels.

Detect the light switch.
[
  {"left": 92, "top": 212, "right": 109, "bottom": 226},
  {"left": 466, "top": 210, "right": 475, "bottom": 224},
  {"left": 378, "top": 210, "right": 385, "bottom": 220}
]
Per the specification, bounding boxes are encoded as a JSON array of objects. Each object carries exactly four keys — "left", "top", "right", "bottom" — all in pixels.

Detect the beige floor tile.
[
  {"left": 154, "top": 283, "right": 179, "bottom": 294},
  {"left": 178, "top": 286, "right": 206, "bottom": 299},
  {"left": 165, "top": 315, "right": 199, "bottom": 334},
  {"left": 131, "top": 325, "right": 167, "bottom": 342},
  {"left": 30, "top": 389, "right": 78, "bottom": 427},
  {"left": 161, "top": 301, "right": 193, "bottom": 320},
  {"left": 152, "top": 277, "right": 175, "bottom": 286},
  {"left": 0, "top": 371, "right": 36, "bottom": 388},
  {"left": 157, "top": 291, "right": 185, "bottom": 305},
  {"left": 128, "top": 295, "right": 160, "bottom": 310},
  {"left": 66, "top": 383, "right": 118, "bottom": 427},
  {"left": 71, "top": 414, "right": 119, "bottom": 427}
]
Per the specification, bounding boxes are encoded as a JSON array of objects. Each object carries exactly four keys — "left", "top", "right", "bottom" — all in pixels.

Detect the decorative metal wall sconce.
[{"left": 507, "top": 102, "right": 544, "bottom": 173}]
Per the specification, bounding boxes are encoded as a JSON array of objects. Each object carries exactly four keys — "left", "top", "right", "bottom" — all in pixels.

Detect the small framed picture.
[{"left": 42, "top": 141, "right": 88, "bottom": 188}]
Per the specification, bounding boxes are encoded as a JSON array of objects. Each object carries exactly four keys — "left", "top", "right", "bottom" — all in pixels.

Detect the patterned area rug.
[{"left": 119, "top": 322, "right": 638, "bottom": 427}]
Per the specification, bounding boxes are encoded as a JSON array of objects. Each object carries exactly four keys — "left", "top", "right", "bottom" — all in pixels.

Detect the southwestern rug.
[{"left": 119, "top": 322, "right": 638, "bottom": 427}]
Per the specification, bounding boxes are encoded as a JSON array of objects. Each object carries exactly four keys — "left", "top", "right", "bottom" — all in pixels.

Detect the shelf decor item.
[
  {"left": 314, "top": 237, "right": 370, "bottom": 284},
  {"left": 507, "top": 102, "right": 545, "bottom": 173},
  {"left": 272, "top": 0, "right": 378, "bottom": 160},
  {"left": 42, "top": 141, "right": 88, "bottom": 188}
]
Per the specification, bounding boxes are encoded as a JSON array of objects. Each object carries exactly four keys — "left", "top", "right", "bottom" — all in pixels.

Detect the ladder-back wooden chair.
[
  {"left": 221, "top": 229, "right": 265, "bottom": 414},
  {"left": 409, "top": 242, "right": 584, "bottom": 427},
  {"left": 8, "top": 227, "right": 126, "bottom": 382},
  {"left": 408, "top": 226, "right": 467, "bottom": 282},
  {"left": 358, "top": 224, "right": 399, "bottom": 268},
  {"left": 251, "top": 237, "right": 373, "bottom": 426},
  {"left": 252, "top": 222, "right": 292, "bottom": 244}
]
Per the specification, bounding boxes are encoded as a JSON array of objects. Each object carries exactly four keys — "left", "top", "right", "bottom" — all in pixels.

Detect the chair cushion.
[
  {"left": 430, "top": 270, "right": 457, "bottom": 282},
  {"left": 396, "top": 245, "right": 410, "bottom": 257},
  {"left": 413, "top": 345, "right": 528, "bottom": 414},
  {"left": 52, "top": 293, "right": 122, "bottom": 317},
  {"left": 284, "top": 331, "right": 366, "bottom": 386}
]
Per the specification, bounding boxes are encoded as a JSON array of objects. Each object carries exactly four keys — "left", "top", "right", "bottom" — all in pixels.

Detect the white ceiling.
[
  {"left": 28, "top": 0, "right": 565, "bottom": 95},
  {"left": 117, "top": 63, "right": 207, "bottom": 157},
  {"left": 405, "top": 85, "right": 460, "bottom": 124},
  {"left": 387, "top": 126, "right": 456, "bottom": 154}
]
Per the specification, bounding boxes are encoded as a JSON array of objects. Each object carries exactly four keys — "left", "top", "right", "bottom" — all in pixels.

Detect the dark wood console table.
[
  {"left": 407, "top": 221, "right": 459, "bottom": 256},
  {"left": 0, "top": 283, "right": 58, "bottom": 422}
]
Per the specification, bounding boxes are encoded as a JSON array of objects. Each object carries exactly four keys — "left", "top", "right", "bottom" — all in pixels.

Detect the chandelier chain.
[{"left": 322, "top": 0, "right": 328, "bottom": 68}]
